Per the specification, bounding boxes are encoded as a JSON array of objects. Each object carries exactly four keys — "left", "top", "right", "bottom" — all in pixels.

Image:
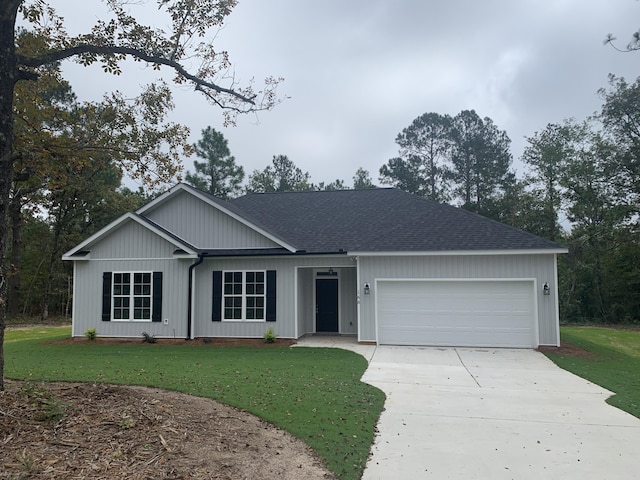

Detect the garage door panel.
[{"left": 376, "top": 280, "right": 536, "bottom": 348}]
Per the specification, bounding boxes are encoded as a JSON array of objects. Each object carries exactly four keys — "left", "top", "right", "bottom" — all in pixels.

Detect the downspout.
[
  {"left": 187, "top": 253, "right": 206, "bottom": 340},
  {"left": 355, "top": 256, "right": 361, "bottom": 343}
]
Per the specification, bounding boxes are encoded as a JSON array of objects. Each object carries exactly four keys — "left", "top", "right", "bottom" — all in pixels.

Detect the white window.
[
  {"left": 112, "top": 272, "right": 153, "bottom": 321},
  {"left": 223, "top": 271, "right": 266, "bottom": 321}
]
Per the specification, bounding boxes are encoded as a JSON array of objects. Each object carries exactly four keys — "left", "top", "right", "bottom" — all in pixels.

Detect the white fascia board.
[
  {"left": 62, "top": 212, "right": 197, "bottom": 260},
  {"left": 348, "top": 248, "right": 569, "bottom": 257},
  {"left": 135, "top": 182, "right": 182, "bottom": 214},
  {"left": 138, "top": 183, "right": 297, "bottom": 253}
]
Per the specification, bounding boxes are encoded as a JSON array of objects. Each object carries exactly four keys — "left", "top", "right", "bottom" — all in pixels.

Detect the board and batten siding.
[
  {"left": 143, "top": 190, "right": 280, "bottom": 249},
  {"left": 89, "top": 220, "right": 179, "bottom": 260},
  {"left": 72, "top": 220, "right": 192, "bottom": 338},
  {"left": 297, "top": 268, "right": 314, "bottom": 336},
  {"left": 192, "top": 255, "right": 356, "bottom": 339},
  {"left": 72, "top": 258, "right": 191, "bottom": 338},
  {"left": 340, "top": 267, "right": 358, "bottom": 334},
  {"left": 357, "top": 254, "right": 560, "bottom": 345}
]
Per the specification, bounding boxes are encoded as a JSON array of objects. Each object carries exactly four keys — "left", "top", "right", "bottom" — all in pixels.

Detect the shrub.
[
  {"left": 84, "top": 328, "right": 97, "bottom": 341},
  {"left": 263, "top": 327, "right": 277, "bottom": 343}
]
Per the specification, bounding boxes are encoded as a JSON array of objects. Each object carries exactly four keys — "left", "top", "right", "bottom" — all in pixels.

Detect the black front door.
[{"left": 316, "top": 278, "right": 338, "bottom": 332}]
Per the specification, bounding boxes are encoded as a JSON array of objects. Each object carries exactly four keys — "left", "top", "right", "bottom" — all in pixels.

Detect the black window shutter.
[
  {"left": 212, "top": 270, "right": 222, "bottom": 322},
  {"left": 152, "top": 272, "right": 163, "bottom": 322},
  {"left": 102, "top": 272, "right": 112, "bottom": 322},
  {"left": 266, "top": 270, "right": 276, "bottom": 322}
]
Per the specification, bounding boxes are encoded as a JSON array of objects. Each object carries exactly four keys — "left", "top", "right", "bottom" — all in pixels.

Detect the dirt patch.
[
  {"left": 537, "top": 341, "right": 595, "bottom": 358},
  {"left": 0, "top": 380, "right": 335, "bottom": 479},
  {"left": 46, "top": 337, "right": 297, "bottom": 347}
]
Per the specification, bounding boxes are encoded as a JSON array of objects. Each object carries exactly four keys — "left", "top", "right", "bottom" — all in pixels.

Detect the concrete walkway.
[
  {"left": 360, "top": 346, "right": 640, "bottom": 480},
  {"left": 294, "top": 335, "right": 376, "bottom": 362}
]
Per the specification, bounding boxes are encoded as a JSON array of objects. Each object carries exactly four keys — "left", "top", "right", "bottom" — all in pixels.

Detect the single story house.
[{"left": 63, "top": 183, "right": 567, "bottom": 348}]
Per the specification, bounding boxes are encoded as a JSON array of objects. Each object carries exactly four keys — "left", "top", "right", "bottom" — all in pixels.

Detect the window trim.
[
  {"left": 111, "top": 271, "right": 154, "bottom": 322},
  {"left": 222, "top": 270, "right": 267, "bottom": 322}
]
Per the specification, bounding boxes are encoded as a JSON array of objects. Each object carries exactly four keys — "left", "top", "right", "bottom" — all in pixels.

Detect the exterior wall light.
[
  {"left": 543, "top": 282, "right": 551, "bottom": 295},
  {"left": 364, "top": 283, "right": 371, "bottom": 295}
]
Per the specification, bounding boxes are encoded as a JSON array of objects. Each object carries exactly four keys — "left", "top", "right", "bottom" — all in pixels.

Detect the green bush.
[
  {"left": 263, "top": 327, "right": 277, "bottom": 343},
  {"left": 84, "top": 328, "right": 97, "bottom": 341}
]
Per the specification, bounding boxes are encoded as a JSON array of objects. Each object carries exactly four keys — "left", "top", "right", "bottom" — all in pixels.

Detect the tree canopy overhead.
[
  {"left": 0, "top": 0, "right": 283, "bottom": 389},
  {"left": 11, "top": 1, "right": 282, "bottom": 119}
]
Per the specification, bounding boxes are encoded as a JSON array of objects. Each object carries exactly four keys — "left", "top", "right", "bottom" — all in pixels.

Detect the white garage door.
[{"left": 376, "top": 280, "right": 537, "bottom": 348}]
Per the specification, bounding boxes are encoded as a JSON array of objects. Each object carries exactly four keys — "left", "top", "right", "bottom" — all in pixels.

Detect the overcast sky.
[{"left": 57, "top": 0, "right": 640, "bottom": 189}]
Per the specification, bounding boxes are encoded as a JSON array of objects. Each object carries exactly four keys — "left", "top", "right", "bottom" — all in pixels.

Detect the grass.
[
  {"left": 4, "top": 327, "right": 385, "bottom": 480},
  {"left": 543, "top": 326, "right": 640, "bottom": 419},
  {"left": 5, "top": 315, "right": 71, "bottom": 327},
  {"left": 3, "top": 326, "right": 71, "bottom": 343}
]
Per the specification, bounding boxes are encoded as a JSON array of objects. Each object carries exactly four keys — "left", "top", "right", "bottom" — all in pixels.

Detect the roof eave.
[
  {"left": 348, "top": 248, "right": 569, "bottom": 256},
  {"left": 62, "top": 212, "right": 198, "bottom": 260}
]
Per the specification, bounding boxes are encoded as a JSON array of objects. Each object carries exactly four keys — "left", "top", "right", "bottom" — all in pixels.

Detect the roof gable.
[
  {"left": 138, "top": 183, "right": 296, "bottom": 252},
  {"left": 62, "top": 213, "right": 198, "bottom": 260}
]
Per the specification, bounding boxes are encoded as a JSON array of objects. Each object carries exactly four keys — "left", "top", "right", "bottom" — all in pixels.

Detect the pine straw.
[{"left": 0, "top": 381, "right": 335, "bottom": 479}]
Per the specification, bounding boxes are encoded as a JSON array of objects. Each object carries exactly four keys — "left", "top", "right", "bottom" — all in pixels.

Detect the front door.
[{"left": 316, "top": 278, "right": 339, "bottom": 333}]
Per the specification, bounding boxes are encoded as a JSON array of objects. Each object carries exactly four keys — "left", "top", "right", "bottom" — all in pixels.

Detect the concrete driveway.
[{"left": 360, "top": 346, "right": 640, "bottom": 480}]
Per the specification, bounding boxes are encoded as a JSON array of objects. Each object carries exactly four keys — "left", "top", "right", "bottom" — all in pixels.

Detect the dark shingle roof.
[{"left": 230, "top": 188, "right": 564, "bottom": 253}]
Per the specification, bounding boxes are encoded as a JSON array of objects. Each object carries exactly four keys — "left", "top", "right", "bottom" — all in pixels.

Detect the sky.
[{"left": 53, "top": 0, "right": 640, "bottom": 189}]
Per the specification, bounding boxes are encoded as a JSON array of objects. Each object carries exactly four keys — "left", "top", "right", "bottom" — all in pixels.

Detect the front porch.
[{"left": 296, "top": 265, "right": 358, "bottom": 338}]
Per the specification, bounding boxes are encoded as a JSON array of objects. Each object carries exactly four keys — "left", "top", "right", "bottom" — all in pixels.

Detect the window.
[
  {"left": 223, "top": 271, "right": 265, "bottom": 321},
  {"left": 212, "top": 270, "right": 275, "bottom": 322},
  {"left": 102, "top": 272, "right": 162, "bottom": 322}
]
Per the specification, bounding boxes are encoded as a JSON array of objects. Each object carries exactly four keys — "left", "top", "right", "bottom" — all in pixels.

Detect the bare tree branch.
[{"left": 16, "top": 44, "right": 257, "bottom": 106}]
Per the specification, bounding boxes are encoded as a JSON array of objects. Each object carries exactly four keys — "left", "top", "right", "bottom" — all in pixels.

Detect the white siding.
[
  {"left": 358, "top": 254, "right": 559, "bottom": 346},
  {"left": 144, "top": 190, "right": 280, "bottom": 249}
]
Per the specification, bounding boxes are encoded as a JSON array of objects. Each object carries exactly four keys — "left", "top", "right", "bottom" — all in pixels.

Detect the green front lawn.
[
  {"left": 4, "top": 327, "right": 385, "bottom": 480},
  {"left": 543, "top": 326, "right": 640, "bottom": 419}
]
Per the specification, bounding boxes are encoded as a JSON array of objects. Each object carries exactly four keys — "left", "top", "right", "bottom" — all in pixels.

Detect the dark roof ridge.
[
  {"left": 230, "top": 186, "right": 565, "bottom": 253},
  {"left": 406, "top": 191, "right": 566, "bottom": 249},
  {"left": 237, "top": 187, "right": 391, "bottom": 198}
]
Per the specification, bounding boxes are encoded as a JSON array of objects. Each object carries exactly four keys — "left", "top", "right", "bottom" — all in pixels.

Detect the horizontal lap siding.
[
  {"left": 193, "top": 256, "right": 356, "bottom": 339},
  {"left": 358, "top": 254, "right": 559, "bottom": 345}
]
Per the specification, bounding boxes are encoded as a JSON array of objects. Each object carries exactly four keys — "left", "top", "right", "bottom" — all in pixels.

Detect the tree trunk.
[
  {"left": 7, "top": 192, "right": 21, "bottom": 317},
  {"left": 0, "top": 1, "right": 21, "bottom": 390}
]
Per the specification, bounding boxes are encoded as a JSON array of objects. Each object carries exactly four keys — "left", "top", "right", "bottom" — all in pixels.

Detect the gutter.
[{"left": 187, "top": 253, "right": 207, "bottom": 340}]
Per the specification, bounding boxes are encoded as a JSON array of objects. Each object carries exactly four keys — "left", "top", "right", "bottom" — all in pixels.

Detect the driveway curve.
[{"left": 361, "top": 346, "right": 640, "bottom": 480}]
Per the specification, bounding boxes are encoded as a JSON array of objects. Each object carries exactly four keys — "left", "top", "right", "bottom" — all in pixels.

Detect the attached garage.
[{"left": 376, "top": 279, "right": 538, "bottom": 348}]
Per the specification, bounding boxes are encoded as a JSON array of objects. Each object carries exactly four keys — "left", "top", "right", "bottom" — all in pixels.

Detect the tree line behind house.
[{"left": 8, "top": 65, "right": 640, "bottom": 325}]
